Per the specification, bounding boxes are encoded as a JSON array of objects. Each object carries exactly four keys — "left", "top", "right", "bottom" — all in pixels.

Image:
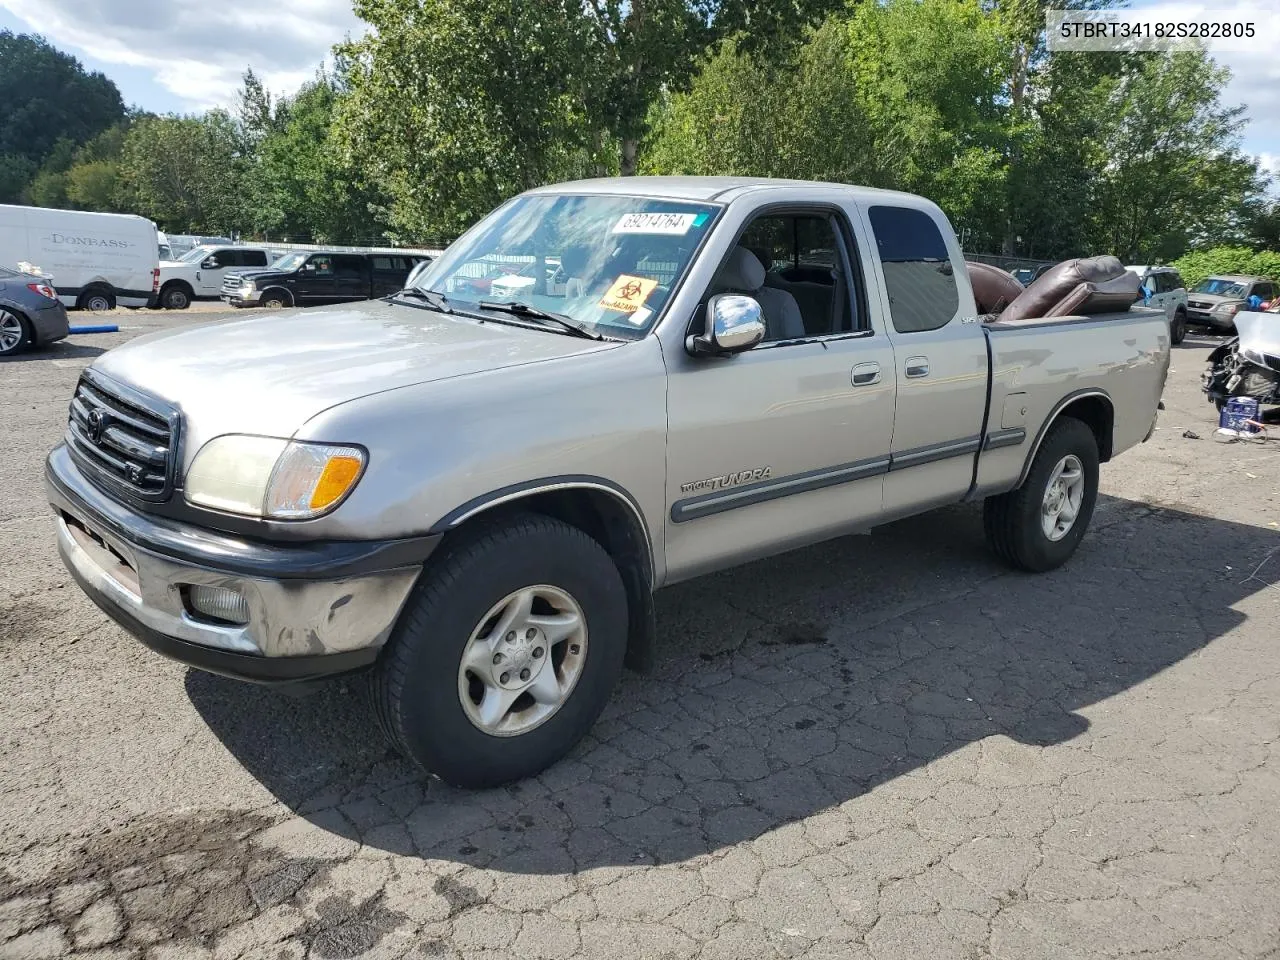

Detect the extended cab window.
[
  {"left": 240, "top": 250, "right": 268, "bottom": 267},
  {"left": 867, "top": 206, "right": 959, "bottom": 333}
]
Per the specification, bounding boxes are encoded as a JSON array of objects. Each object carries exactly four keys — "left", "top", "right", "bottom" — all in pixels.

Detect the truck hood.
[
  {"left": 1234, "top": 312, "right": 1280, "bottom": 357},
  {"left": 90, "top": 299, "right": 620, "bottom": 445}
]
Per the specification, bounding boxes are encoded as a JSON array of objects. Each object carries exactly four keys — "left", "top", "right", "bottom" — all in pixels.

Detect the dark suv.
[{"left": 220, "top": 251, "right": 430, "bottom": 308}]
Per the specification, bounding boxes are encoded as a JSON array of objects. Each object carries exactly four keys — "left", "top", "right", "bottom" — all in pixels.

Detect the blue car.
[{"left": 0, "top": 265, "right": 70, "bottom": 357}]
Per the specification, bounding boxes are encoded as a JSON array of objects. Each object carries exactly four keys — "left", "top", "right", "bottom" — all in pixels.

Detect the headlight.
[
  {"left": 184, "top": 436, "right": 366, "bottom": 519},
  {"left": 1212, "top": 303, "right": 1240, "bottom": 315}
]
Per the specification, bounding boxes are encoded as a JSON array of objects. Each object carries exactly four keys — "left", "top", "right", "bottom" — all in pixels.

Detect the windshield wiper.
[
  {"left": 477, "top": 300, "right": 604, "bottom": 340},
  {"left": 392, "top": 287, "right": 452, "bottom": 313}
]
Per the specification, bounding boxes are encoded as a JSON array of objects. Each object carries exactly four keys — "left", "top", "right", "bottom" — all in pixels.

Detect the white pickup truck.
[
  {"left": 48, "top": 177, "right": 1170, "bottom": 786},
  {"left": 156, "top": 245, "right": 275, "bottom": 309}
]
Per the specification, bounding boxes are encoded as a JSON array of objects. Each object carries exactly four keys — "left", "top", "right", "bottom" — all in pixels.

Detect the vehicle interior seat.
[
  {"left": 753, "top": 247, "right": 838, "bottom": 336},
  {"left": 559, "top": 244, "right": 590, "bottom": 298},
  {"left": 714, "top": 247, "right": 806, "bottom": 340},
  {"left": 966, "top": 262, "right": 1024, "bottom": 315},
  {"left": 996, "top": 255, "right": 1142, "bottom": 325}
]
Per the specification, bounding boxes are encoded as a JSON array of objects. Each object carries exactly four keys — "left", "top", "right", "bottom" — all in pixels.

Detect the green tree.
[
  {"left": 115, "top": 112, "right": 247, "bottom": 233},
  {"left": 0, "top": 31, "right": 124, "bottom": 199},
  {"left": 336, "top": 0, "right": 605, "bottom": 238},
  {"left": 644, "top": 0, "right": 1007, "bottom": 242},
  {"left": 1083, "top": 51, "right": 1262, "bottom": 261},
  {"left": 65, "top": 161, "right": 121, "bottom": 211},
  {"left": 249, "top": 75, "right": 388, "bottom": 242}
]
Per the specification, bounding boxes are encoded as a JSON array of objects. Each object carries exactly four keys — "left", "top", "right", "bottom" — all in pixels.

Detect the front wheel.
[
  {"left": 160, "top": 283, "right": 191, "bottom": 310},
  {"left": 0, "top": 308, "right": 31, "bottom": 356},
  {"left": 370, "top": 513, "right": 628, "bottom": 788},
  {"left": 1171, "top": 309, "right": 1187, "bottom": 345},
  {"left": 984, "top": 417, "right": 1100, "bottom": 572},
  {"left": 260, "top": 289, "right": 290, "bottom": 309}
]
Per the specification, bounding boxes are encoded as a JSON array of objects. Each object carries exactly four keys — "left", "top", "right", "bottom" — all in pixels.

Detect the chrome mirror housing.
[{"left": 690, "top": 294, "right": 765, "bottom": 356}]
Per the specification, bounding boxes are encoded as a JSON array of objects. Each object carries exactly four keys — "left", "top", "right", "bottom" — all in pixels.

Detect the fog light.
[{"left": 187, "top": 585, "right": 249, "bottom": 625}]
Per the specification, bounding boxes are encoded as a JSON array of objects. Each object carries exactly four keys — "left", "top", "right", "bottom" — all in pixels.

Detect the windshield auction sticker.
[
  {"left": 599, "top": 274, "right": 658, "bottom": 313},
  {"left": 612, "top": 212, "right": 698, "bottom": 235}
]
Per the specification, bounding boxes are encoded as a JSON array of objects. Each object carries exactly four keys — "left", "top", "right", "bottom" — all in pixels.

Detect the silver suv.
[
  {"left": 1125, "top": 265, "right": 1188, "bottom": 344},
  {"left": 1186, "top": 275, "right": 1278, "bottom": 332}
]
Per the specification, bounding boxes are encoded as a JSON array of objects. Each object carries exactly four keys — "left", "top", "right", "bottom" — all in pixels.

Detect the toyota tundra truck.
[{"left": 47, "top": 178, "right": 1170, "bottom": 787}]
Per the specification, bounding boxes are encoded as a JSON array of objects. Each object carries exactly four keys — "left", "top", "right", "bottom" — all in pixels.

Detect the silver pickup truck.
[{"left": 47, "top": 178, "right": 1169, "bottom": 786}]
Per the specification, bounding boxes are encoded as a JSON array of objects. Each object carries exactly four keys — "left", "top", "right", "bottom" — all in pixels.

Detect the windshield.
[
  {"left": 1192, "top": 278, "right": 1246, "bottom": 298},
  {"left": 272, "top": 253, "right": 308, "bottom": 272},
  {"left": 179, "top": 245, "right": 215, "bottom": 263},
  {"left": 411, "top": 194, "right": 721, "bottom": 338}
]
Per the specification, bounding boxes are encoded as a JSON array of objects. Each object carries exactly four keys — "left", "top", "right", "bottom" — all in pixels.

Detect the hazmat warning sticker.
[
  {"left": 598, "top": 274, "right": 658, "bottom": 313},
  {"left": 612, "top": 212, "right": 698, "bottom": 235}
]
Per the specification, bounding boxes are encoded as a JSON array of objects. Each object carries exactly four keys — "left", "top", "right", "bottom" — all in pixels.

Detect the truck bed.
[{"left": 973, "top": 307, "right": 1170, "bottom": 497}]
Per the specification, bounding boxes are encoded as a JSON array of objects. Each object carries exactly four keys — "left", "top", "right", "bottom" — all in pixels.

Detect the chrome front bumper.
[{"left": 47, "top": 445, "right": 433, "bottom": 683}]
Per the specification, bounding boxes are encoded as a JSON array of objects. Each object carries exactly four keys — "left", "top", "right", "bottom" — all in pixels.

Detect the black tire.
[
  {"left": 371, "top": 513, "right": 628, "bottom": 788},
  {"left": 1171, "top": 309, "right": 1187, "bottom": 345},
  {"left": 77, "top": 287, "right": 115, "bottom": 312},
  {"left": 160, "top": 283, "right": 192, "bottom": 310},
  {"left": 260, "top": 289, "right": 291, "bottom": 309},
  {"left": 0, "top": 308, "right": 31, "bottom": 357},
  {"left": 984, "top": 417, "right": 1100, "bottom": 572}
]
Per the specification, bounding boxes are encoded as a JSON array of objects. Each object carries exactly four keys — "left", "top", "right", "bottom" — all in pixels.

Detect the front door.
[
  {"left": 663, "top": 207, "right": 897, "bottom": 583},
  {"left": 861, "top": 203, "right": 990, "bottom": 517},
  {"left": 194, "top": 249, "right": 231, "bottom": 297},
  {"left": 294, "top": 255, "right": 335, "bottom": 302}
]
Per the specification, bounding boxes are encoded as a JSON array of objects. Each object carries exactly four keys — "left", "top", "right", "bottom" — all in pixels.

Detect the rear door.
[
  {"left": 861, "top": 203, "right": 990, "bottom": 517},
  {"left": 370, "top": 255, "right": 410, "bottom": 297},
  {"left": 333, "top": 255, "right": 368, "bottom": 300}
]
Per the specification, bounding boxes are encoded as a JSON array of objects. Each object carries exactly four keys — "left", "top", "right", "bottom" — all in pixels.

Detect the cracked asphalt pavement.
[{"left": 2, "top": 312, "right": 1279, "bottom": 960}]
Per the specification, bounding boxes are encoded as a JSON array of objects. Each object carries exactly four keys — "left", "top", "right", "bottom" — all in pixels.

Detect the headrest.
[
  {"left": 966, "top": 262, "right": 1024, "bottom": 315},
  {"left": 560, "top": 245, "right": 589, "bottom": 276},
  {"left": 999, "top": 255, "right": 1140, "bottom": 323},
  {"left": 747, "top": 247, "right": 774, "bottom": 272},
  {"left": 716, "top": 247, "right": 765, "bottom": 292}
]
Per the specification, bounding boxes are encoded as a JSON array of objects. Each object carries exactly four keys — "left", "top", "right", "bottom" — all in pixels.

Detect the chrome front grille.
[
  {"left": 221, "top": 273, "right": 243, "bottom": 295},
  {"left": 66, "top": 373, "right": 178, "bottom": 501}
]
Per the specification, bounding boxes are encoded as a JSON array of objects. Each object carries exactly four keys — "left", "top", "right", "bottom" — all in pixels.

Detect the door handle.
[
  {"left": 905, "top": 356, "right": 930, "bottom": 378},
  {"left": 851, "top": 362, "right": 881, "bottom": 386}
]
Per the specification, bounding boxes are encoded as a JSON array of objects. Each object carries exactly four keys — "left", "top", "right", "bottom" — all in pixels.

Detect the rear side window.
[
  {"left": 867, "top": 206, "right": 959, "bottom": 333},
  {"left": 372, "top": 256, "right": 408, "bottom": 272},
  {"left": 334, "top": 256, "right": 364, "bottom": 279},
  {"left": 240, "top": 250, "right": 268, "bottom": 267}
]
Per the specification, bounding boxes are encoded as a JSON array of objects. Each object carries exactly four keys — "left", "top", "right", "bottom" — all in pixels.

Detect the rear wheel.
[
  {"left": 77, "top": 287, "right": 115, "bottom": 312},
  {"left": 370, "top": 513, "right": 628, "bottom": 787},
  {"left": 0, "top": 308, "right": 31, "bottom": 356},
  {"left": 984, "top": 417, "right": 1100, "bottom": 572}
]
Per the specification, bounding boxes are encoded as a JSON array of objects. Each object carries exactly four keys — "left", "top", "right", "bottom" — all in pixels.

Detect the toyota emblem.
[{"left": 86, "top": 408, "right": 106, "bottom": 444}]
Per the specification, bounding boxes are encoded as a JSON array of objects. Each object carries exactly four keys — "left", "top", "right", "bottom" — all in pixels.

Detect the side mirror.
[
  {"left": 689, "top": 294, "right": 766, "bottom": 357},
  {"left": 201, "top": 258, "right": 218, "bottom": 270}
]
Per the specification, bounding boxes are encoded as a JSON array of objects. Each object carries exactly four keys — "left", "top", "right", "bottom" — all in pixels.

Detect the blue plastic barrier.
[{"left": 68, "top": 324, "right": 119, "bottom": 334}]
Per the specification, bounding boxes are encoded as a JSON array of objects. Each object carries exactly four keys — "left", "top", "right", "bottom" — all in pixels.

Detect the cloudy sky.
[{"left": 0, "top": 0, "right": 1276, "bottom": 183}]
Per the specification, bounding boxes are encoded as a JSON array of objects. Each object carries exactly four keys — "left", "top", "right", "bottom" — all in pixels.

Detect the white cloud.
[{"left": 0, "top": 0, "right": 364, "bottom": 109}]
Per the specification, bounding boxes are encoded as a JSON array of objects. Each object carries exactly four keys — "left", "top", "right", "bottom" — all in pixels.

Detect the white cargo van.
[{"left": 0, "top": 204, "right": 160, "bottom": 310}]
